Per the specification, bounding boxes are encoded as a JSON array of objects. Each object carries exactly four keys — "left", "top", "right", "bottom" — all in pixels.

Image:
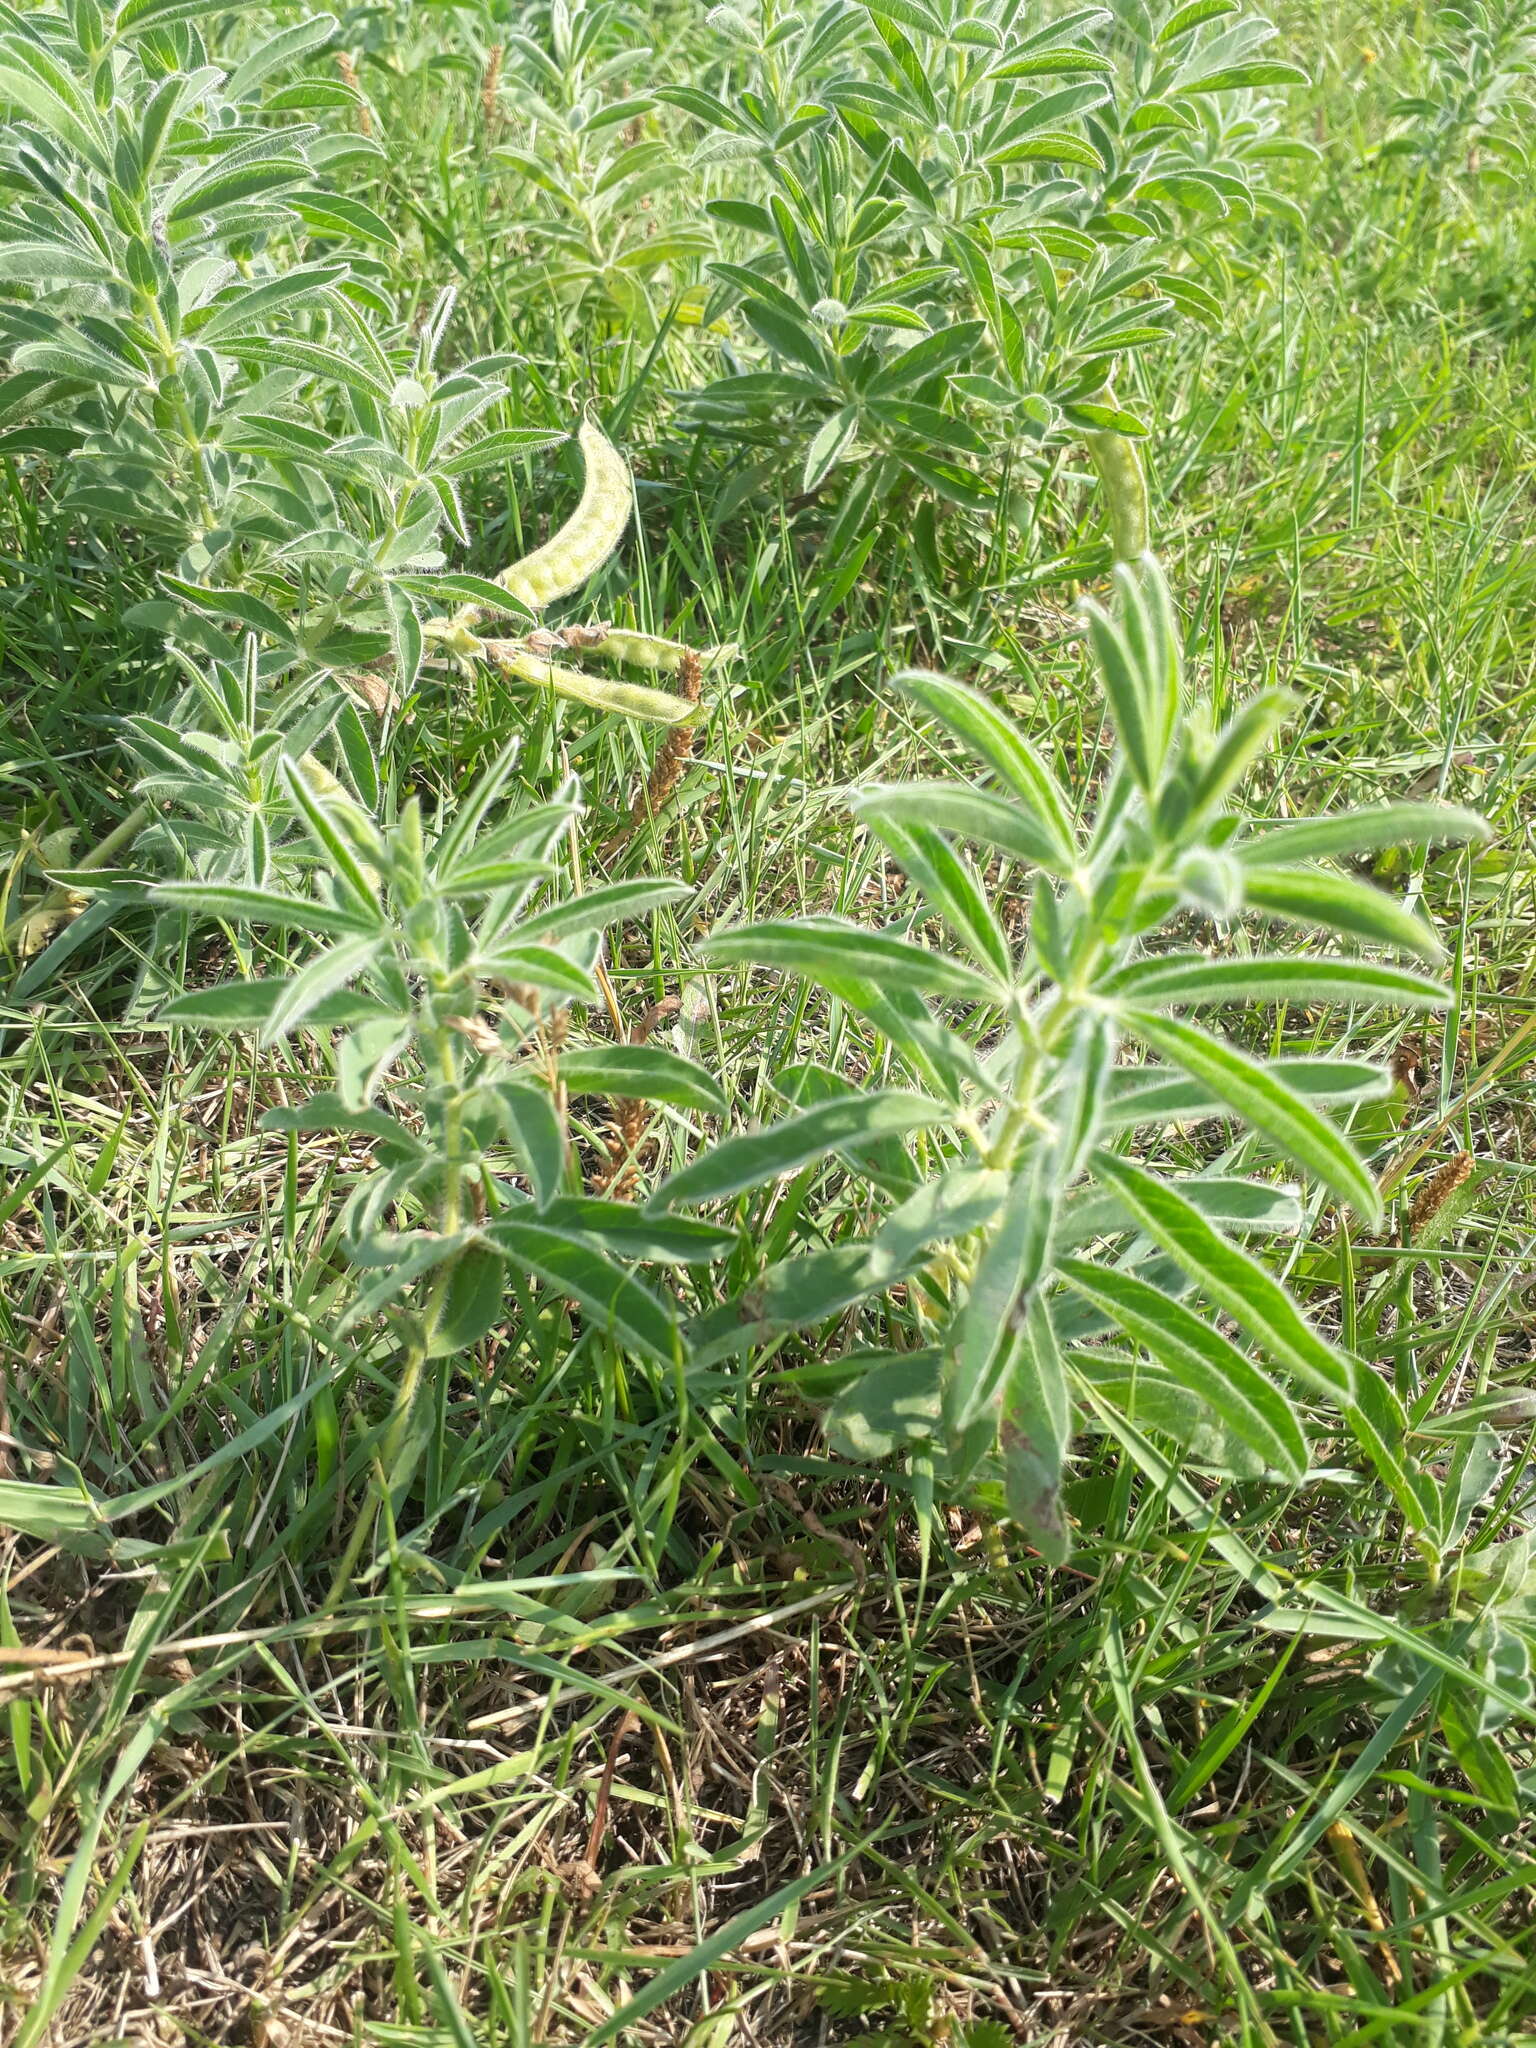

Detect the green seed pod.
[
  {"left": 500, "top": 419, "right": 634, "bottom": 612},
  {"left": 1082, "top": 388, "right": 1150, "bottom": 564},
  {"left": 492, "top": 644, "right": 703, "bottom": 726},
  {"left": 583, "top": 628, "right": 739, "bottom": 674}
]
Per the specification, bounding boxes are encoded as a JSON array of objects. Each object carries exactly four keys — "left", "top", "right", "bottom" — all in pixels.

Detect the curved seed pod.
[
  {"left": 491, "top": 644, "right": 702, "bottom": 726},
  {"left": 582, "top": 628, "right": 740, "bottom": 674},
  {"left": 1082, "top": 388, "right": 1150, "bottom": 564},
  {"left": 498, "top": 419, "right": 634, "bottom": 613}
]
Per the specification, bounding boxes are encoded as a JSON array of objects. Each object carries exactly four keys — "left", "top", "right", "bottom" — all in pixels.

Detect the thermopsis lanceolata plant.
[
  {"left": 686, "top": 557, "right": 1487, "bottom": 1562},
  {"left": 150, "top": 735, "right": 732, "bottom": 1555}
]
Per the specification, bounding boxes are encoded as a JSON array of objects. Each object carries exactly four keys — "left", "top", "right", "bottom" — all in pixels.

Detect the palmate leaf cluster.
[
  {"left": 0, "top": 0, "right": 1520, "bottom": 1776},
  {"left": 0, "top": 0, "right": 566, "bottom": 694},
  {"left": 156, "top": 556, "right": 1488, "bottom": 1575},
  {"left": 672, "top": 0, "right": 1314, "bottom": 512}
]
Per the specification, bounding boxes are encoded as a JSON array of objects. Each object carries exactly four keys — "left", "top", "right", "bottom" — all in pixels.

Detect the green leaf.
[
  {"left": 166, "top": 157, "right": 310, "bottom": 225},
  {"left": 1124, "top": 1007, "right": 1382, "bottom": 1225},
  {"left": 869, "top": 1169, "right": 1008, "bottom": 1280},
  {"left": 292, "top": 190, "right": 398, "bottom": 249},
  {"left": 0, "top": 1479, "right": 107, "bottom": 1551},
  {"left": 1059, "top": 1257, "right": 1308, "bottom": 1479},
  {"left": 434, "top": 429, "right": 568, "bottom": 480},
  {"left": 826, "top": 1349, "right": 944, "bottom": 1460},
  {"left": 702, "top": 916, "right": 1003, "bottom": 1003},
  {"left": 1238, "top": 803, "right": 1488, "bottom": 865},
  {"left": 650, "top": 1092, "right": 946, "bottom": 1208},
  {"left": 854, "top": 783, "right": 1072, "bottom": 876},
  {"left": 951, "top": 1156, "right": 1055, "bottom": 1436},
  {"left": 1179, "top": 60, "right": 1309, "bottom": 92},
  {"left": 336, "top": 1231, "right": 475, "bottom": 1333},
  {"left": 259, "top": 934, "right": 381, "bottom": 1045},
  {"left": 1160, "top": 0, "right": 1240, "bottom": 41},
  {"left": 1000, "top": 1296, "right": 1073, "bottom": 1563},
  {"left": 1104, "top": 1055, "right": 1390, "bottom": 1128},
  {"left": 150, "top": 882, "right": 375, "bottom": 938},
  {"left": 157, "top": 980, "right": 393, "bottom": 1031},
  {"left": 384, "top": 581, "right": 424, "bottom": 697},
  {"left": 557, "top": 1045, "right": 727, "bottom": 1116},
  {"left": 888, "top": 668, "right": 1077, "bottom": 856},
  {"left": 492, "top": 1078, "right": 567, "bottom": 1208},
  {"left": 428, "top": 1242, "right": 507, "bottom": 1355},
  {"left": 866, "top": 320, "right": 986, "bottom": 397},
  {"left": 225, "top": 16, "right": 343, "bottom": 100},
  {"left": 1092, "top": 1153, "right": 1356, "bottom": 1401},
  {"left": 861, "top": 815, "right": 1012, "bottom": 978},
  {"left": 229, "top": 336, "right": 393, "bottom": 402},
  {"left": 278, "top": 758, "right": 384, "bottom": 915},
  {"left": 480, "top": 1219, "right": 676, "bottom": 1363},
  {"left": 0, "top": 242, "right": 113, "bottom": 284},
  {"left": 1241, "top": 864, "right": 1444, "bottom": 961},
  {"left": 516, "top": 881, "right": 692, "bottom": 943},
  {"left": 802, "top": 406, "right": 858, "bottom": 493},
  {"left": 1061, "top": 1173, "right": 1302, "bottom": 1248},
  {"left": 263, "top": 1093, "right": 422, "bottom": 1151},
  {"left": 985, "top": 129, "right": 1105, "bottom": 169},
  {"left": 474, "top": 944, "right": 599, "bottom": 1003},
  {"left": 742, "top": 302, "right": 827, "bottom": 375},
  {"left": 986, "top": 46, "right": 1114, "bottom": 80},
  {"left": 1107, "top": 953, "right": 1448, "bottom": 1010},
  {"left": 536, "top": 1199, "right": 736, "bottom": 1264}
]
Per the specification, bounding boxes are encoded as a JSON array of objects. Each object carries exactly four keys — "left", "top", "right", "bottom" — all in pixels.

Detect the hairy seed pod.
[
  {"left": 1082, "top": 388, "right": 1150, "bottom": 563},
  {"left": 490, "top": 643, "right": 701, "bottom": 725},
  {"left": 499, "top": 420, "right": 634, "bottom": 612},
  {"left": 583, "top": 628, "right": 739, "bottom": 674}
]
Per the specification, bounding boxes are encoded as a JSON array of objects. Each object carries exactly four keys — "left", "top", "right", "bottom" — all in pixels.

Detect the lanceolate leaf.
[
  {"left": 1103, "top": 1056, "right": 1391, "bottom": 1128},
  {"left": 1238, "top": 804, "right": 1489, "bottom": 866},
  {"left": 1092, "top": 1153, "right": 1357, "bottom": 1401},
  {"left": 702, "top": 916, "right": 1004, "bottom": 1003},
  {"left": 855, "top": 782, "right": 1074, "bottom": 875},
  {"left": 150, "top": 881, "right": 376, "bottom": 938},
  {"left": 999, "top": 1295, "right": 1073, "bottom": 1564},
  {"left": 1058, "top": 1256, "right": 1308, "bottom": 1480},
  {"left": 1107, "top": 953, "right": 1448, "bottom": 1011},
  {"left": 1124, "top": 1007, "right": 1383, "bottom": 1224},
  {"left": 650, "top": 1092, "right": 946, "bottom": 1209},
  {"left": 557, "top": 1045, "right": 727, "bottom": 1116},
  {"left": 951, "top": 1154, "right": 1056, "bottom": 1436},
  {"left": 859, "top": 814, "right": 1013, "bottom": 980},
  {"left": 481, "top": 1218, "right": 675, "bottom": 1362},
  {"left": 889, "top": 668, "right": 1077, "bottom": 858},
  {"left": 1242, "top": 864, "right": 1444, "bottom": 962}
]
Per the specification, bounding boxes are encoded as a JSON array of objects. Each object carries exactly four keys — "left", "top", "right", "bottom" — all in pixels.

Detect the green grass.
[{"left": 3, "top": 2, "right": 1536, "bottom": 2044}]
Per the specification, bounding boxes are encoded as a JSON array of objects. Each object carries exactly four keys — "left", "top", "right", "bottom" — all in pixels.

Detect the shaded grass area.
[{"left": 3, "top": 4, "right": 1536, "bottom": 2045}]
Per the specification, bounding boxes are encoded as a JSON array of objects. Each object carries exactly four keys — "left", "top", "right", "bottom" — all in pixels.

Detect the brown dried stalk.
[
  {"left": 591, "top": 996, "right": 680, "bottom": 1198},
  {"left": 335, "top": 50, "right": 372, "bottom": 137},
  {"left": 600, "top": 649, "right": 705, "bottom": 867},
  {"left": 481, "top": 44, "right": 504, "bottom": 130},
  {"left": 1408, "top": 1149, "right": 1474, "bottom": 1240}
]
